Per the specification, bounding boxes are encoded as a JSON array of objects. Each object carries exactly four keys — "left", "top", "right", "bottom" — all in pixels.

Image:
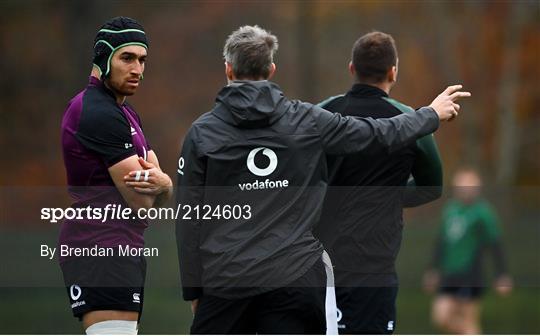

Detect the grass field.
[{"left": 0, "top": 287, "right": 538, "bottom": 334}]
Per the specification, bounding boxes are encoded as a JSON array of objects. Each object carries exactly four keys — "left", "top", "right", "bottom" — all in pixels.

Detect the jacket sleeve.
[
  {"left": 311, "top": 105, "right": 440, "bottom": 155},
  {"left": 403, "top": 134, "right": 444, "bottom": 207},
  {"left": 175, "top": 126, "right": 207, "bottom": 301}
]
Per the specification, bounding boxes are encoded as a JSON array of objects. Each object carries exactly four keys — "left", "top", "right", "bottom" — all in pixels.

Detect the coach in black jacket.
[{"left": 176, "top": 25, "right": 469, "bottom": 334}]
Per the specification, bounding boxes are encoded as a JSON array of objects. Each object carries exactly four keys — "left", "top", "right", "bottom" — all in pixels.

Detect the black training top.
[{"left": 314, "top": 83, "right": 443, "bottom": 286}]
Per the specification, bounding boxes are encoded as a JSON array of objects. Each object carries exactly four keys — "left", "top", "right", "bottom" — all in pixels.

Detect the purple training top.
[{"left": 59, "top": 76, "right": 151, "bottom": 262}]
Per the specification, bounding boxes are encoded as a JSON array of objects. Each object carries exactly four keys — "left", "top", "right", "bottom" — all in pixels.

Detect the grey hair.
[{"left": 223, "top": 25, "right": 278, "bottom": 79}]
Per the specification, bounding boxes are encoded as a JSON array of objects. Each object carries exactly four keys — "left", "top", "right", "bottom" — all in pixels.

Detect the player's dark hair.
[{"left": 352, "top": 31, "right": 397, "bottom": 83}]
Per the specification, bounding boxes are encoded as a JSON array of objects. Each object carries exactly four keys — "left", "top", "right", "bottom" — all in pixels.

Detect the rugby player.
[
  {"left": 60, "top": 17, "right": 172, "bottom": 334},
  {"left": 176, "top": 25, "right": 469, "bottom": 334},
  {"left": 424, "top": 168, "right": 512, "bottom": 334},
  {"left": 314, "top": 31, "right": 444, "bottom": 334}
]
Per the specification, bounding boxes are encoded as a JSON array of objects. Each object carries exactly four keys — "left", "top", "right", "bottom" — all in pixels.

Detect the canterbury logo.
[
  {"left": 133, "top": 293, "right": 141, "bottom": 303},
  {"left": 246, "top": 147, "right": 277, "bottom": 177}
]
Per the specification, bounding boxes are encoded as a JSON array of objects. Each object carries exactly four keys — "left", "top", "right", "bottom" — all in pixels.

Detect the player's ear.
[
  {"left": 348, "top": 61, "right": 355, "bottom": 76},
  {"left": 267, "top": 63, "right": 276, "bottom": 80},
  {"left": 225, "top": 62, "right": 234, "bottom": 81},
  {"left": 388, "top": 65, "right": 398, "bottom": 83}
]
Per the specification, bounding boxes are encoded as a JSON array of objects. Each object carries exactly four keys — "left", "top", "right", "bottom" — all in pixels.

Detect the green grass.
[
  {"left": 1, "top": 287, "right": 538, "bottom": 334},
  {"left": 395, "top": 288, "right": 540, "bottom": 334}
]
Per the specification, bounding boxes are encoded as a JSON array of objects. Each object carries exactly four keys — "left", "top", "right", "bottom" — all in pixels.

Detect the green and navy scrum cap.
[{"left": 93, "top": 16, "right": 149, "bottom": 79}]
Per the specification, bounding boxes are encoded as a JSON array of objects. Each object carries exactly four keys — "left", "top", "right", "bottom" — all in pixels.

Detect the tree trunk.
[{"left": 496, "top": 4, "right": 527, "bottom": 185}]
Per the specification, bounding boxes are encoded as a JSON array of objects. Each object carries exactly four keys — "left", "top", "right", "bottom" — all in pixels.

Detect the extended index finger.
[{"left": 444, "top": 84, "right": 463, "bottom": 95}]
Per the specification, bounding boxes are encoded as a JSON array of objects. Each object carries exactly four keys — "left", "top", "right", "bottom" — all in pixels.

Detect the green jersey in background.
[{"left": 433, "top": 199, "right": 507, "bottom": 284}]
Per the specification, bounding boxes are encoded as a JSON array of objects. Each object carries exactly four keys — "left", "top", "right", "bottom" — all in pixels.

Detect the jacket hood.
[{"left": 213, "top": 80, "right": 288, "bottom": 128}]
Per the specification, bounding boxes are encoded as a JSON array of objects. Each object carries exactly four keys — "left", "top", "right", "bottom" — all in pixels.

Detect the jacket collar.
[{"left": 348, "top": 83, "right": 388, "bottom": 98}]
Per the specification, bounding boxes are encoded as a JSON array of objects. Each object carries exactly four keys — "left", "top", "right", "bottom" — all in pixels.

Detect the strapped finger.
[
  {"left": 135, "top": 171, "right": 142, "bottom": 182},
  {"left": 144, "top": 170, "right": 150, "bottom": 182}
]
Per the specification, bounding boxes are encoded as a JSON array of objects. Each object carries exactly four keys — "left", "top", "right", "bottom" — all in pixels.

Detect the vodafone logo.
[
  {"left": 70, "top": 284, "right": 82, "bottom": 301},
  {"left": 239, "top": 147, "right": 288, "bottom": 191},
  {"left": 247, "top": 147, "right": 277, "bottom": 177},
  {"left": 177, "top": 157, "right": 185, "bottom": 175}
]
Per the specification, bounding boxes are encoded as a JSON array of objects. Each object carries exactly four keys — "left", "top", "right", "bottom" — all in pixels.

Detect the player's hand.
[
  {"left": 191, "top": 299, "right": 199, "bottom": 315},
  {"left": 429, "top": 85, "right": 471, "bottom": 122},
  {"left": 422, "top": 269, "right": 440, "bottom": 294},
  {"left": 124, "top": 157, "right": 172, "bottom": 195},
  {"left": 494, "top": 274, "right": 513, "bottom": 296}
]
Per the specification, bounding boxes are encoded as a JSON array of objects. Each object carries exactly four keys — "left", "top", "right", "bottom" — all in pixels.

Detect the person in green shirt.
[{"left": 423, "top": 167, "right": 513, "bottom": 334}]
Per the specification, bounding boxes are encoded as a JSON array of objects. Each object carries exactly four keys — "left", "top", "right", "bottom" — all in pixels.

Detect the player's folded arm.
[
  {"left": 143, "top": 149, "right": 173, "bottom": 207},
  {"left": 75, "top": 104, "right": 155, "bottom": 210},
  {"left": 109, "top": 157, "right": 156, "bottom": 210}
]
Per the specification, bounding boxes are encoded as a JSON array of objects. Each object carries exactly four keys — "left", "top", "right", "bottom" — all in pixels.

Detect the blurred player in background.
[
  {"left": 61, "top": 17, "right": 172, "bottom": 334},
  {"left": 423, "top": 167, "right": 513, "bottom": 334},
  {"left": 315, "top": 31, "right": 444, "bottom": 334}
]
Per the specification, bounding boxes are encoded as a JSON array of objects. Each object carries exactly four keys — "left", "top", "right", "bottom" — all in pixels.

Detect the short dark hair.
[
  {"left": 352, "top": 31, "right": 397, "bottom": 83},
  {"left": 223, "top": 25, "right": 278, "bottom": 79}
]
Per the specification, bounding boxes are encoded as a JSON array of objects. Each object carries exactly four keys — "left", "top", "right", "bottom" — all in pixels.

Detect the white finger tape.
[
  {"left": 144, "top": 170, "right": 149, "bottom": 182},
  {"left": 135, "top": 171, "right": 141, "bottom": 182}
]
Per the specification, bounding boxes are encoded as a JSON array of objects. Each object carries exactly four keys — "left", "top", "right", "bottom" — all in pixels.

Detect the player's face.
[
  {"left": 107, "top": 45, "right": 147, "bottom": 97},
  {"left": 453, "top": 171, "right": 482, "bottom": 203}
]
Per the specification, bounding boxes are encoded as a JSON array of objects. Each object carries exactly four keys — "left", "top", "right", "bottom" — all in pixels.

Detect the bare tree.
[
  {"left": 496, "top": 3, "right": 531, "bottom": 185},
  {"left": 429, "top": 2, "right": 483, "bottom": 170},
  {"left": 296, "top": 1, "right": 319, "bottom": 101}
]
